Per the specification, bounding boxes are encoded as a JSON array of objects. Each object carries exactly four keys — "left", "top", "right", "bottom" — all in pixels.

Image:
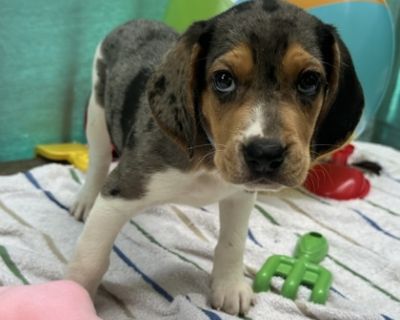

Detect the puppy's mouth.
[
  {"left": 243, "top": 177, "right": 284, "bottom": 192},
  {"left": 213, "top": 139, "right": 310, "bottom": 189},
  {"left": 217, "top": 158, "right": 309, "bottom": 190}
]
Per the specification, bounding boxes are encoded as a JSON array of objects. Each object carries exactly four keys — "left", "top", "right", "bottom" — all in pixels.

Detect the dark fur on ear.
[
  {"left": 313, "top": 24, "right": 364, "bottom": 156},
  {"left": 147, "top": 21, "right": 214, "bottom": 157}
]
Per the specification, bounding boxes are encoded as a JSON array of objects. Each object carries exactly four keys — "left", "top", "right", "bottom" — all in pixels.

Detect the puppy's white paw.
[
  {"left": 70, "top": 189, "right": 97, "bottom": 221},
  {"left": 211, "top": 277, "right": 255, "bottom": 315}
]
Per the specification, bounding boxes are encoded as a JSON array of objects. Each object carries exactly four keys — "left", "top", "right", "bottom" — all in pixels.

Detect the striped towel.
[{"left": 0, "top": 141, "right": 399, "bottom": 320}]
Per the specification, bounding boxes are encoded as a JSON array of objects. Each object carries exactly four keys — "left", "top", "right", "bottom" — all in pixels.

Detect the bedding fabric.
[{"left": 0, "top": 142, "right": 399, "bottom": 320}]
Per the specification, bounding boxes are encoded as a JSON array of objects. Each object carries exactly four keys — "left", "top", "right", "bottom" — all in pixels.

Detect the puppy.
[{"left": 66, "top": 0, "right": 363, "bottom": 315}]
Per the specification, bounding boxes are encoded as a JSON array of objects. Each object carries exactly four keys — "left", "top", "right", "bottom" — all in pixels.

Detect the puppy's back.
[{"left": 98, "top": 20, "right": 178, "bottom": 153}]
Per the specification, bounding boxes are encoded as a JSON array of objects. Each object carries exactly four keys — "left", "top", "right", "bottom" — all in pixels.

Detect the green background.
[
  {"left": 0, "top": 0, "right": 168, "bottom": 161},
  {"left": 0, "top": 0, "right": 399, "bottom": 161},
  {"left": 369, "top": 0, "right": 400, "bottom": 149}
]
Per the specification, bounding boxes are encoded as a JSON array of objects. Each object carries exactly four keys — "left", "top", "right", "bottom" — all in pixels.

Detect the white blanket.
[{"left": 0, "top": 141, "right": 399, "bottom": 320}]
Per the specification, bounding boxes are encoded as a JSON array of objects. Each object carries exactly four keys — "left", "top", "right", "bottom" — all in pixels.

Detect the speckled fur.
[
  {"left": 95, "top": 0, "right": 363, "bottom": 200},
  {"left": 67, "top": 1, "right": 364, "bottom": 315}
]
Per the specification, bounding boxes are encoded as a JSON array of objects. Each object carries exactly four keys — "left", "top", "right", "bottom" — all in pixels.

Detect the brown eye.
[
  {"left": 212, "top": 71, "right": 236, "bottom": 93},
  {"left": 297, "top": 71, "right": 321, "bottom": 96}
]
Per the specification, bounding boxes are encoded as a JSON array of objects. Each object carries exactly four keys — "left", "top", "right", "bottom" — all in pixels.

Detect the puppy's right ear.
[{"left": 147, "top": 21, "right": 214, "bottom": 157}]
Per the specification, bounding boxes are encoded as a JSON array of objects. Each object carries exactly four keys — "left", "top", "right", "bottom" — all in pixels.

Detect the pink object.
[
  {"left": 304, "top": 144, "right": 371, "bottom": 200},
  {"left": 0, "top": 281, "right": 102, "bottom": 320}
]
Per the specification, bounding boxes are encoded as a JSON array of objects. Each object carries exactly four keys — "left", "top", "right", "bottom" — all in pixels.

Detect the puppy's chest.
[{"left": 147, "top": 169, "right": 239, "bottom": 206}]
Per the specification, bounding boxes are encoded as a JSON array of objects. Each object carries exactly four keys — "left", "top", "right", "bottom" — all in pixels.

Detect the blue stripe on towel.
[
  {"left": 25, "top": 170, "right": 221, "bottom": 320},
  {"left": 352, "top": 209, "right": 400, "bottom": 241},
  {"left": 330, "top": 288, "right": 395, "bottom": 320},
  {"left": 297, "top": 190, "right": 400, "bottom": 241},
  {"left": 112, "top": 245, "right": 174, "bottom": 302},
  {"left": 385, "top": 173, "right": 400, "bottom": 184},
  {"left": 23, "top": 171, "right": 69, "bottom": 211},
  {"left": 113, "top": 245, "right": 222, "bottom": 320},
  {"left": 330, "top": 287, "right": 347, "bottom": 299},
  {"left": 201, "top": 309, "right": 222, "bottom": 320},
  {"left": 248, "top": 229, "right": 263, "bottom": 247}
]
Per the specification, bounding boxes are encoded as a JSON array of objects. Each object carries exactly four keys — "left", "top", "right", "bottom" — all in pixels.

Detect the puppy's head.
[{"left": 148, "top": 0, "right": 364, "bottom": 190}]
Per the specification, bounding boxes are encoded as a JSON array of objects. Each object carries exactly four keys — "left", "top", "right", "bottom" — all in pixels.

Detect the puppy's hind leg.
[{"left": 71, "top": 46, "right": 112, "bottom": 221}]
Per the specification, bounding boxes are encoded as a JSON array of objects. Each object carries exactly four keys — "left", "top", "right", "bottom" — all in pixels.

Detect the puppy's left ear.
[
  {"left": 313, "top": 24, "right": 364, "bottom": 157},
  {"left": 147, "top": 21, "right": 213, "bottom": 157}
]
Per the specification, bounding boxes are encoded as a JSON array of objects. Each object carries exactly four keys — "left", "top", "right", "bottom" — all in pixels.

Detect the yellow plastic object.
[{"left": 36, "top": 143, "right": 89, "bottom": 171}]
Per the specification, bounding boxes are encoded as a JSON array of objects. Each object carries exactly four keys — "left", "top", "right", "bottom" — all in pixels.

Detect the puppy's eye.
[
  {"left": 297, "top": 71, "right": 321, "bottom": 96},
  {"left": 212, "top": 71, "right": 236, "bottom": 93}
]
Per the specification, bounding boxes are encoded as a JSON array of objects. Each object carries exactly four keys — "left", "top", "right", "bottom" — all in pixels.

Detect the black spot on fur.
[
  {"left": 171, "top": 107, "right": 184, "bottom": 133},
  {"left": 95, "top": 58, "right": 107, "bottom": 107},
  {"left": 146, "top": 117, "right": 155, "bottom": 132},
  {"left": 168, "top": 94, "right": 177, "bottom": 105},
  {"left": 249, "top": 32, "right": 259, "bottom": 64},
  {"left": 262, "top": 0, "right": 279, "bottom": 12},
  {"left": 154, "top": 75, "right": 166, "bottom": 93},
  {"left": 148, "top": 90, "right": 157, "bottom": 105},
  {"left": 144, "top": 29, "right": 161, "bottom": 42},
  {"left": 265, "top": 64, "right": 276, "bottom": 84},
  {"left": 176, "top": 120, "right": 184, "bottom": 133},
  {"left": 121, "top": 68, "right": 151, "bottom": 148},
  {"left": 109, "top": 188, "right": 120, "bottom": 196}
]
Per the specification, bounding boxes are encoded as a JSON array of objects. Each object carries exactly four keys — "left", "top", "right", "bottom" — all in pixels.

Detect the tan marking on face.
[
  {"left": 277, "top": 96, "right": 324, "bottom": 185},
  {"left": 281, "top": 43, "right": 325, "bottom": 85},
  {"left": 201, "top": 88, "right": 255, "bottom": 182},
  {"left": 276, "top": 43, "right": 327, "bottom": 186},
  {"left": 210, "top": 43, "right": 254, "bottom": 82},
  {"left": 197, "top": 43, "right": 256, "bottom": 182}
]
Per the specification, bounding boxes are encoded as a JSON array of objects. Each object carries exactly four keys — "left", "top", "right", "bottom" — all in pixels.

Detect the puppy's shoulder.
[{"left": 101, "top": 20, "right": 178, "bottom": 61}]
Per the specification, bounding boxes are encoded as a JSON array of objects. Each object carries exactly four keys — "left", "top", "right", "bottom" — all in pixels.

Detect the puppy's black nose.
[{"left": 243, "top": 138, "right": 286, "bottom": 175}]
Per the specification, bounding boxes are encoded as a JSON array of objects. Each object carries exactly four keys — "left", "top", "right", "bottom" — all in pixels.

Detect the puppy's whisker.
[{"left": 193, "top": 150, "right": 217, "bottom": 167}]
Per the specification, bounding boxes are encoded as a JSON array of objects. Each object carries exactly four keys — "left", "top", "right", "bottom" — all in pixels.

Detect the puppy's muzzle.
[{"left": 243, "top": 138, "right": 286, "bottom": 176}]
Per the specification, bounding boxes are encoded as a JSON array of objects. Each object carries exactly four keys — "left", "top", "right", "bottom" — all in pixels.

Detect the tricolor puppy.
[{"left": 66, "top": 0, "right": 363, "bottom": 315}]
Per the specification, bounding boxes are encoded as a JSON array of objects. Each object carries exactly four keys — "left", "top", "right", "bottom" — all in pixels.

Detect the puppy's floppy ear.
[
  {"left": 313, "top": 24, "right": 364, "bottom": 157},
  {"left": 147, "top": 21, "right": 214, "bottom": 157}
]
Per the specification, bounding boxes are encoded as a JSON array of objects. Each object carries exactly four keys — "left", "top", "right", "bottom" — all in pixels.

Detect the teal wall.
[
  {"left": 369, "top": 0, "right": 400, "bottom": 149},
  {"left": 1, "top": 0, "right": 399, "bottom": 161},
  {"left": 0, "top": 0, "right": 168, "bottom": 161}
]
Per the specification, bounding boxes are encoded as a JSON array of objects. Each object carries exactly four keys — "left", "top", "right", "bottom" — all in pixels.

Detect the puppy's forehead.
[{"left": 207, "top": 0, "right": 322, "bottom": 65}]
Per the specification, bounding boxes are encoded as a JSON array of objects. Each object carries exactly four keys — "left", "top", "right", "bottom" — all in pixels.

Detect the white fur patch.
[
  {"left": 143, "top": 169, "right": 240, "bottom": 207},
  {"left": 243, "top": 105, "right": 264, "bottom": 139}
]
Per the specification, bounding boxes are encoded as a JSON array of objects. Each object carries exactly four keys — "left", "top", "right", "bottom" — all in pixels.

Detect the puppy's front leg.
[
  {"left": 66, "top": 194, "right": 137, "bottom": 297},
  {"left": 211, "top": 190, "right": 256, "bottom": 315}
]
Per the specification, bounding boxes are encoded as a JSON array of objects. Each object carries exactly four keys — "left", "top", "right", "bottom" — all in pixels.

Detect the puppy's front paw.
[
  {"left": 211, "top": 276, "right": 255, "bottom": 315},
  {"left": 70, "top": 189, "right": 97, "bottom": 221}
]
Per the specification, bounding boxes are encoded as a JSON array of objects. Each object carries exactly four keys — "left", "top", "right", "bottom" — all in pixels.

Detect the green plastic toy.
[{"left": 253, "top": 232, "right": 332, "bottom": 304}]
